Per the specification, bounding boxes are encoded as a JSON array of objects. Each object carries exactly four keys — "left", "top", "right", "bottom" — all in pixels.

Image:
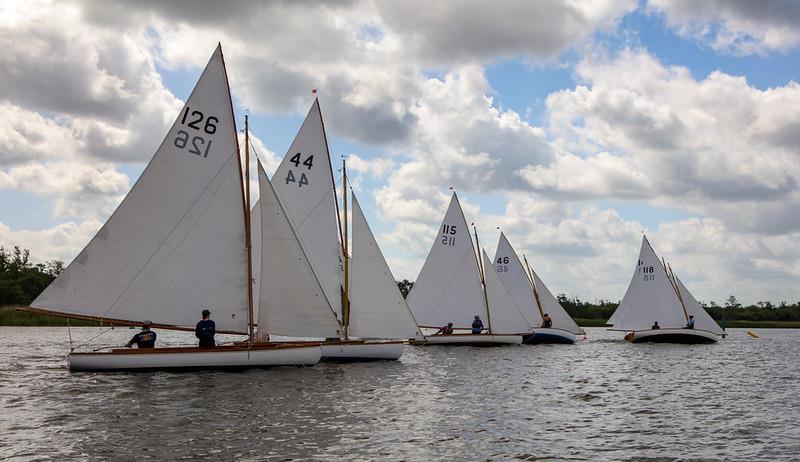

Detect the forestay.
[
  {"left": 271, "top": 99, "right": 344, "bottom": 321},
  {"left": 676, "top": 277, "right": 724, "bottom": 335},
  {"left": 31, "top": 45, "right": 249, "bottom": 333},
  {"left": 256, "top": 162, "right": 342, "bottom": 338},
  {"left": 481, "top": 250, "right": 530, "bottom": 334},
  {"left": 493, "top": 233, "right": 543, "bottom": 329},
  {"left": 407, "top": 192, "right": 488, "bottom": 329},
  {"left": 348, "top": 194, "right": 420, "bottom": 339},
  {"left": 607, "top": 236, "right": 686, "bottom": 330}
]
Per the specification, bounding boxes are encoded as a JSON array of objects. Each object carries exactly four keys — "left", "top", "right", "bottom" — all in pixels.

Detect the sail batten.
[{"left": 31, "top": 46, "right": 249, "bottom": 332}]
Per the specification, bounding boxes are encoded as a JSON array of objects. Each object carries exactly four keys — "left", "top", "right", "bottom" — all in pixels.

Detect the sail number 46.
[
  {"left": 175, "top": 106, "right": 218, "bottom": 158},
  {"left": 496, "top": 256, "right": 509, "bottom": 272},
  {"left": 285, "top": 153, "right": 314, "bottom": 187}
]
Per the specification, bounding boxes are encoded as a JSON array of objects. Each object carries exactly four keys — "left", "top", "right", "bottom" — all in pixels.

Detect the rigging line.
[
  {"left": 98, "top": 152, "right": 239, "bottom": 320},
  {"left": 71, "top": 325, "right": 117, "bottom": 351}
]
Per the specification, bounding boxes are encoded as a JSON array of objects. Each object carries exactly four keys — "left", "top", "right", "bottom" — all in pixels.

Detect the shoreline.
[{"left": 3, "top": 307, "right": 799, "bottom": 329}]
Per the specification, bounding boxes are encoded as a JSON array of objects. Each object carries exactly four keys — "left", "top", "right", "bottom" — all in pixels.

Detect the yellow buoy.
[{"left": 747, "top": 331, "right": 760, "bottom": 338}]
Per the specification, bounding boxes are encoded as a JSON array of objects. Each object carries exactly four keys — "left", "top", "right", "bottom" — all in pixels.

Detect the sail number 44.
[
  {"left": 174, "top": 106, "right": 218, "bottom": 158},
  {"left": 285, "top": 153, "right": 314, "bottom": 187}
]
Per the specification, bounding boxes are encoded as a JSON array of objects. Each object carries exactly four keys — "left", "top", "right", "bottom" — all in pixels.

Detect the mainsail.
[
  {"left": 675, "top": 276, "right": 725, "bottom": 335},
  {"left": 407, "top": 192, "right": 488, "bottom": 329},
  {"left": 348, "top": 194, "right": 420, "bottom": 339},
  {"left": 481, "top": 250, "right": 530, "bottom": 334},
  {"left": 256, "top": 162, "right": 342, "bottom": 338},
  {"left": 271, "top": 99, "right": 344, "bottom": 321},
  {"left": 30, "top": 45, "right": 249, "bottom": 333},
  {"left": 607, "top": 235, "right": 687, "bottom": 330},
  {"left": 493, "top": 233, "right": 584, "bottom": 335}
]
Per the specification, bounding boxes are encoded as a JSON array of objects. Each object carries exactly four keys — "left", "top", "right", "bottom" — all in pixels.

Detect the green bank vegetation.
[{"left": 1, "top": 249, "right": 798, "bottom": 328}]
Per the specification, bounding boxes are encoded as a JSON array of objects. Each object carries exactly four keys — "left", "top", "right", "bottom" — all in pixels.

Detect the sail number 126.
[{"left": 174, "top": 106, "right": 218, "bottom": 158}]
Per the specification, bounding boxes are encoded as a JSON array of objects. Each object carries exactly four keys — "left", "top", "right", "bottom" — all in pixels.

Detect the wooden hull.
[
  {"left": 413, "top": 333, "right": 522, "bottom": 346},
  {"left": 522, "top": 328, "right": 577, "bottom": 345},
  {"left": 623, "top": 328, "right": 719, "bottom": 344},
  {"left": 320, "top": 341, "right": 405, "bottom": 362},
  {"left": 68, "top": 343, "right": 322, "bottom": 371}
]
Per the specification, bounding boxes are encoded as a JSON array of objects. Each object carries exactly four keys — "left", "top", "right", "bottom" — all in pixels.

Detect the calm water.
[{"left": 1, "top": 327, "right": 798, "bottom": 461}]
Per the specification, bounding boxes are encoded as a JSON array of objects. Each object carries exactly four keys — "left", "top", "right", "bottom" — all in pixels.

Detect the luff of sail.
[
  {"left": 481, "top": 250, "right": 531, "bottom": 334},
  {"left": 407, "top": 192, "right": 488, "bottom": 329},
  {"left": 607, "top": 236, "right": 686, "bottom": 330},
  {"left": 30, "top": 45, "right": 249, "bottom": 334},
  {"left": 675, "top": 276, "right": 725, "bottom": 335},
  {"left": 348, "top": 193, "right": 420, "bottom": 339},
  {"left": 271, "top": 99, "right": 344, "bottom": 322},
  {"left": 256, "top": 161, "right": 342, "bottom": 338}
]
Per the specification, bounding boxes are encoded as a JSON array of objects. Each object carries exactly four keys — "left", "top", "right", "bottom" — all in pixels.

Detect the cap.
[
  {"left": 142, "top": 320, "right": 152, "bottom": 326},
  {"left": 202, "top": 309, "right": 211, "bottom": 316}
]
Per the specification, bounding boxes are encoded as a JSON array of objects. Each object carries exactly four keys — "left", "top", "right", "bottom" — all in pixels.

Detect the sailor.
[
  {"left": 471, "top": 315, "right": 484, "bottom": 334},
  {"left": 126, "top": 320, "right": 157, "bottom": 348},
  {"left": 195, "top": 309, "right": 216, "bottom": 348},
  {"left": 541, "top": 313, "right": 553, "bottom": 328},
  {"left": 651, "top": 321, "right": 661, "bottom": 330},
  {"left": 685, "top": 315, "right": 695, "bottom": 329},
  {"left": 436, "top": 322, "right": 455, "bottom": 335}
]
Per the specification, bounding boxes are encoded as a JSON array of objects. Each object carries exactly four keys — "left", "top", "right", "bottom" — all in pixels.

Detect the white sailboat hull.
[
  {"left": 68, "top": 343, "right": 322, "bottom": 371},
  {"left": 321, "top": 340, "right": 405, "bottom": 361},
  {"left": 414, "top": 333, "right": 522, "bottom": 346},
  {"left": 522, "top": 328, "right": 577, "bottom": 344},
  {"left": 620, "top": 328, "right": 720, "bottom": 344}
]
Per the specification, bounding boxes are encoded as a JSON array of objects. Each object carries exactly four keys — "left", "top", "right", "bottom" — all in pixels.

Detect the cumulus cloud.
[
  {"left": 648, "top": 0, "right": 800, "bottom": 55},
  {"left": 538, "top": 49, "right": 800, "bottom": 234},
  {"left": 0, "top": 220, "right": 102, "bottom": 264}
]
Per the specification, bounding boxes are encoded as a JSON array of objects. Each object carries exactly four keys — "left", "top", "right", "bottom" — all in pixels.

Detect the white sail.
[
  {"left": 271, "top": 99, "right": 344, "bottom": 321},
  {"left": 348, "top": 194, "right": 420, "bottom": 339},
  {"left": 530, "top": 268, "right": 585, "bottom": 335},
  {"left": 251, "top": 199, "right": 261, "bottom": 316},
  {"left": 493, "top": 233, "right": 543, "bottom": 329},
  {"left": 31, "top": 45, "right": 249, "bottom": 333},
  {"left": 407, "top": 192, "right": 488, "bottom": 329},
  {"left": 256, "top": 162, "right": 342, "bottom": 338},
  {"left": 608, "top": 236, "right": 687, "bottom": 330},
  {"left": 482, "top": 250, "right": 530, "bottom": 334},
  {"left": 675, "top": 277, "right": 725, "bottom": 335}
]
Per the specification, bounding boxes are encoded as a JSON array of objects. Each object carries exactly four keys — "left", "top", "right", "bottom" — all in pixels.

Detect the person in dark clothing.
[
  {"left": 685, "top": 315, "right": 695, "bottom": 329},
  {"left": 196, "top": 309, "right": 216, "bottom": 348},
  {"left": 436, "top": 322, "right": 454, "bottom": 335},
  {"left": 126, "top": 321, "right": 157, "bottom": 348},
  {"left": 541, "top": 313, "right": 553, "bottom": 328},
  {"left": 651, "top": 321, "right": 661, "bottom": 330},
  {"left": 471, "top": 315, "right": 484, "bottom": 334}
]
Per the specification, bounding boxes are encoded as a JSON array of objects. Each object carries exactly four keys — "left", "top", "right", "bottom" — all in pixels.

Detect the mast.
[
  {"left": 523, "top": 254, "right": 546, "bottom": 319},
  {"left": 473, "top": 224, "right": 492, "bottom": 333},
  {"left": 244, "top": 114, "right": 255, "bottom": 341},
  {"left": 342, "top": 157, "right": 351, "bottom": 338},
  {"left": 667, "top": 262, "right": 689, "bottom": 321}
]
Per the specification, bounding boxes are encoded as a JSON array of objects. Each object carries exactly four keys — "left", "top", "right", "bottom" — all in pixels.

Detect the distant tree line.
[
  {"left": 0, "top": 246, "right": 63, "bottom": 305},
  {"left": 395, "top": 279, "right": 800, "bottom": 323}
]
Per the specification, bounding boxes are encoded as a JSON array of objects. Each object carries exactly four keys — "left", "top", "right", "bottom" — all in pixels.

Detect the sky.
[{"left": 1, "top": 0, "right": 799, "bottom": 305}]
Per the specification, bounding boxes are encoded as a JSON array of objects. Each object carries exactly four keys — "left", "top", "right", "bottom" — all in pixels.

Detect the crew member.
[
  {"left": 471, "top": 315, "right": 484, "bottom": 334},
  {"left": 196, "top": 309, "right": 216, "bottom": 348},
  {"left": 126, "top": 320, "right": 157, "bottom": 348},
  {"left": 541, "top": 313, "right": 553, "bottom": 328}
]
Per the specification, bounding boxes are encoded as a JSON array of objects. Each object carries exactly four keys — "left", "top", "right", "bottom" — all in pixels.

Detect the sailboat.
[
  {"left": 408, "top": 192, "right": 522, "bottom": 346},
  {"left": 607, "top": 235, "right": 724, "bottom": 343},
  {"left": 493, "top": 233, "right": 585, "bottom": 344},
  {"left": 22, "top": 45, "right": 322, "bottom": 370},
  {"left": 261, "top": 99, "right": 415, "bottom": 360}
]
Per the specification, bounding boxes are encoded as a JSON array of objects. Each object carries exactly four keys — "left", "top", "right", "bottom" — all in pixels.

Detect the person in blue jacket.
[
  {"left": 195, "top": 309, "right": 216, "bottom": 348},
  {"left": 685, "top": 315, "right": 695, "bottom": 329},
  {"left": 471, "top": 315, "right": 484, "bottom": 334},
  {"left": 126, "top": 320, "right": 156, "bottom": 348}
]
